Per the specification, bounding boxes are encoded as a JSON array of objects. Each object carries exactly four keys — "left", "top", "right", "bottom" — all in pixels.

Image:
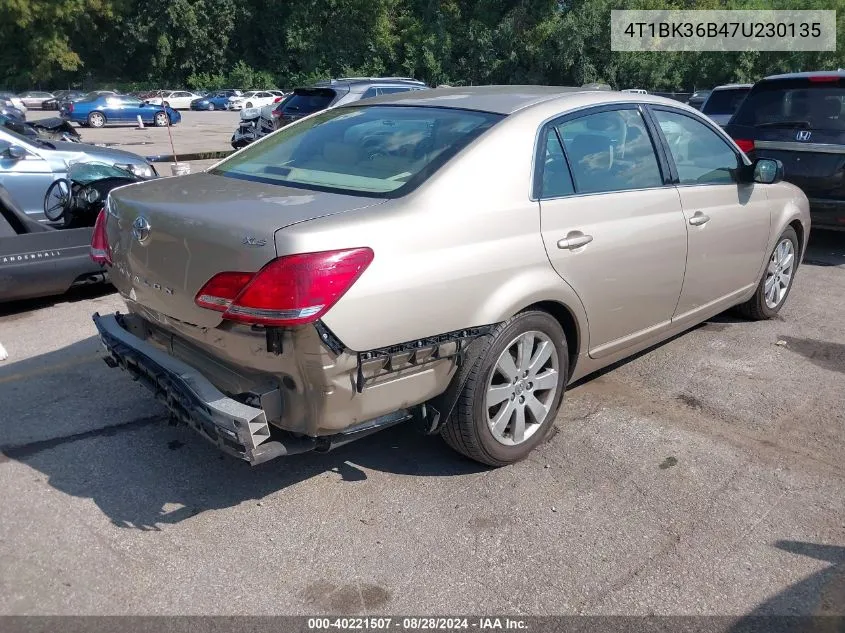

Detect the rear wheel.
[
  {"left": 737, "top": 226, "right": 799, "bottom": 320},
  {"left": 87, "top": 111, "right": 105, "bottom": 128},
  {"left": 154, "top": 112, "right": 169, "bottom": 127},
  {"left": 245, "top": 102, "right": 253, "bottom": 108},
  {"left": 441, "top": 310, "right": 568, "bottom": 466},
  {"left": 207, "top": 103, "right": 215, "bottom": 111}
]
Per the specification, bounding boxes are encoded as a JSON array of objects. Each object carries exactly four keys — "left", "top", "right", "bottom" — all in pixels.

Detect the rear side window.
[
  {"left": 702, "top": 88, "right": 750, "bottom": 115},
  {"left": 283, "top": 89, "right": 336, "bottom": 114},
  {"left": 653, "top": 109, "right": 739, "bottom": 185},
  {"left": 538, "top": 131, "right": 575, "bottom": 198},
  {"left": 212, "top": 105, "right": 502, "bottom": 197},
  {"left": 732, "top": 81, "right": 845, "bottom": 131},
  {"left": 556, "top": 108, "right": 662, "bottom": 194}
]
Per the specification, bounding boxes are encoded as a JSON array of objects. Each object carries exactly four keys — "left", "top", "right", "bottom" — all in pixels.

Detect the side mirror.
[
  {"left": 752, "top": 158, "right": 783, "bottom": 184},
  {"left": 2, "top": 145, "right": 26, "bottom": 160}
]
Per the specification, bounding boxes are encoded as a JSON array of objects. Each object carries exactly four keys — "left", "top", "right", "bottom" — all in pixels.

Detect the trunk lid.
[{"left": 106, "top": 172, "right": 385, "bottom": 327}]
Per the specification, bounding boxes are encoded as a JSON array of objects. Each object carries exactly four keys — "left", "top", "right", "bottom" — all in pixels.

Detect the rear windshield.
[
  {"left": 702, "top": 88, "right": 750, "bottom": 115},
  {"left": 281, "top": 89, "right": 336, "bottom": 115},
  {"left": 732, "top": 81, "right": 845, "bottom": 131},
  {"left": 211, "top": 105, "right": 502, "bottom": 197}
]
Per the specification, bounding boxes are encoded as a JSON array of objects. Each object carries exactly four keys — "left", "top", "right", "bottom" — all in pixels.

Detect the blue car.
[
  {"left": 60, "top": 94, "right": 181, "bottom": 128},
  {"left": 190, "top": 90, "right": 241, "bottom": 111}
]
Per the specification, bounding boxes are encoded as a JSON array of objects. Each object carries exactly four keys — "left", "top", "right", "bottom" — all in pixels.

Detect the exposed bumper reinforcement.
[{"left": 92, "top": 312, "right": 314, "bottom": 465}]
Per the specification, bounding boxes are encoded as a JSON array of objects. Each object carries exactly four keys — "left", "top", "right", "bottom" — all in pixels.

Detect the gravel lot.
[{"left": 1, "top": 113, "right": 843, "bottom": 617}]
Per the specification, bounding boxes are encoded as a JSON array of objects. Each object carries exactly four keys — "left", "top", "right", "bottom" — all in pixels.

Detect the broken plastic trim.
[{"left": 354, "top": 325, "right": 495, "bottom": 394}]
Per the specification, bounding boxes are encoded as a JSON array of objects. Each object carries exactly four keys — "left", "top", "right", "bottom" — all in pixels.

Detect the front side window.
[
  {"left": 211, "top": 105, "right": 502, "bottom": 197},
  {"left": 653, "top": 109, "right": 739, "bottom": 185},
  {"left": 556, "top": 108, "right": 662, "bottom": 194}
]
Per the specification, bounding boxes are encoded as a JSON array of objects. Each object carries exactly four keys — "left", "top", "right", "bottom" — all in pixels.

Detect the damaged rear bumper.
[{"left": 92, "top": 312, "right": 312, "bottom": 465}]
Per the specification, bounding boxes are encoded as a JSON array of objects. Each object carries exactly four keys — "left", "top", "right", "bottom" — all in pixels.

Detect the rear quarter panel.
[{"left": 274, "top": 105, "right": 590, "bottom": 354}]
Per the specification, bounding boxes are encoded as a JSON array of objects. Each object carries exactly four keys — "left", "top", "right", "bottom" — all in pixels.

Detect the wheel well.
[
  {"left": 789, "top": 219, "right": 804, "bottom": 258},
  {"left": 525, "top": 300, "right": 580, "bottom": 377}
]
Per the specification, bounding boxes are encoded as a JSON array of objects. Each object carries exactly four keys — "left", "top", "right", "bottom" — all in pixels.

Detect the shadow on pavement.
[
  {"left": 727, "top": 541, "right": 845, "bottom": 631},
  {"left": 779, "top": 337, "right": 845, "bottom": 375},
  {"left": 0, "top": 337, "right": 487, "bottom": 530},
  {"left": 0, "top": 284, "right": 116, "bottom": 318}
]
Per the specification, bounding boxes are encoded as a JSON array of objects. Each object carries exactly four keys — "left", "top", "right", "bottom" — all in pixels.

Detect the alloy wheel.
[
  {"left": 764, "top": 238, "right": 795, "bottom": 309},
  {"left": 485, "top": 330, "right": 560, "bottom": 446}
]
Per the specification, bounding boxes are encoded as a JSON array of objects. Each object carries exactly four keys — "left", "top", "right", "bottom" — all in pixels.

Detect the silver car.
[
  {"left": 0, "top": 126, "right": 155, "bottom": 218},
  {"left": 93, "top": 86, "right": 810, "bottom": 467}
]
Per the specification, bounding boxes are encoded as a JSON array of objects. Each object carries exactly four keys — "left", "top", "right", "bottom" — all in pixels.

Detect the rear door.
[
  {"left": 725, "top": 76, "right": 845, "bottom": 228},
  {"left": 649, "top": 107, "right": 771, "bottom": 319},
  {"left": 537, "top": 104, "right": 688, "bottom": 359}
]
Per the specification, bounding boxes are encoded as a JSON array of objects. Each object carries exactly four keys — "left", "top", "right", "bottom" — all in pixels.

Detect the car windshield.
[
  {"left": 732, "top": 82, "right": 845, "bottom": 131},
  {"left": 211, "top": 105, "right": 503, "bottom": 197},
  {"left": 702, "top": 88, "right": 750, "bottom": 115},
  {"left": 68, "top": 161, "right": 134, "bottom": 183}
]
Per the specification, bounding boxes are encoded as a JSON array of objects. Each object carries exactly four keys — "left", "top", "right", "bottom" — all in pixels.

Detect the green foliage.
[{"left": 2, "top": 0, "right": 844, "bottom": 91}]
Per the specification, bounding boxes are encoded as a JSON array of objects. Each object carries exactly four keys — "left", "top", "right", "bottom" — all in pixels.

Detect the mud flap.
[{"left": 416, "top": 332, "right": 494, "bottom": 435}]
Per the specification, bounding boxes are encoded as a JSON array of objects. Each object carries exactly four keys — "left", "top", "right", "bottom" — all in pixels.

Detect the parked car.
[
  {"left": 0, "top": 92, "right": 26, "bottom": 113},
  {"left": 232, "top": 97, "right": 289, "bottom": 148},
  {"left": 0, "top": 185, "right": 108, "bottom": 303},
  {"left": 227, "top": 90, "right": 280, "bottom": 110},
  {"left": 18, "top": 91, "right": 54, "bottom": 109},
  {"left": 93, "top": 86, "right": 809, "bottom": 467},
  {"left": 61, "top": 94, "right": 181, "bottom": 128},
  {"left": 687, "top": 89, "right": 712, "bottom": 110},
  {"left": 1, "top": 113, "right": 80, "bottom": 143},
  {"left": 144, "top": 90, "right": 203, "bottom": 110},
  {"left": 725, "top": 71, "right": 845, "bottom": 231},
  {"left": 0, "top": 125, "right": 155, "bottom": 217},
  {"left": 622, "top": 88, "right": 648, "bottom": 94},
  {"left": 41, "top": 90, "right": 85, "bottom": 110},
  {"left": 700, "top": 84, "right": 752, "bottom": 126},
  {"left": 251, "top": 77, "right": 427, "bottom": 144},
  {"left": 190, "top": 90, "right": 241, "bottom": 111}
]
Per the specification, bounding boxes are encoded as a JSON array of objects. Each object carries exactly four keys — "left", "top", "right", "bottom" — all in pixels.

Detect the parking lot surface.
[{"left": 1, "top": 117, "right": 843, "bottom": 617}]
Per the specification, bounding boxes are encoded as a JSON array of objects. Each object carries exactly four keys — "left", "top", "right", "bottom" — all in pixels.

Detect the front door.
[
  {"left": 537, "top": 105, "right": 688, "bottom": 359},
  {"left": 649, "top": 107, "right": 772, "bottom": 319},
  {"left": 0, "top": 135, "right": 55, "bottom": 216}
]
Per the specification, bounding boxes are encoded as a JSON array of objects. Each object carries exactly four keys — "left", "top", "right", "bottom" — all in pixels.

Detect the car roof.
[
  {"left": 761, "top": 70, "right": 845, "bottom": 81},
  {"left": 343, "top": 85, "right": 695, "bottom": 115}
]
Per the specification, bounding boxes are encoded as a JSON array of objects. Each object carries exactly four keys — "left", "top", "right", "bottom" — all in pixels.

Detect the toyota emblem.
[{"left": 132, "top": 216, "right": 151, "bottom": 244}]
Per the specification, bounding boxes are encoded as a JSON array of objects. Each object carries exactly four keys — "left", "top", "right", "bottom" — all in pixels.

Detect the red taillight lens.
[
  {"left": 195, "top": 271, "right": 254, "bottom": 311},
  {"left": 808, "top": 75, "right": 839, "bottom": 83},
  {"left": 734, "top": 138, "right": 755, "bottom": 153},
  {"left": 90, "top": 208, "right": 111, "bottom": 265},
  {"left": 194, "top": 248, "right": 374, "bottom": 326},
  {"left": 273, "top": 96, "right": 283, "bottom": 103}
]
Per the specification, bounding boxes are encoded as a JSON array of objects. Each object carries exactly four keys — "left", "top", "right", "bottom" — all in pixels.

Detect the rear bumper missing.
[{"left": 92, "top": 312, "right": 310, "bottom": 465}]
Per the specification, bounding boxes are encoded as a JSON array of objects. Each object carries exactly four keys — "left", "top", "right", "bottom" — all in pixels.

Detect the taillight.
[
  {"left": 734, "top": 138, "right": 755, "bottom": 153},
  {"left": 808, "top": 75, "right": 839, "bottom": 83},
  {"left": 90, "top": 208, "right": 111, "bottom": 265},
  {"left": 194, "top": 248, "right": 374, "bottom": 326},
  {"left": 273, "top": 96, "right": 283, "bottom": 103},
  {"left": 195, "top": 272, "right": 254, "bottom": 310}
]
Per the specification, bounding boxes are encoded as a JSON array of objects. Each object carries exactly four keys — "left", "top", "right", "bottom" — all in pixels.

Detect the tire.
[
  {"left": 87, "top": 111, "right": 105, "bottom": 128},
  {"left": 245, "top": 102, "right": 253, "bottom": 108},
  {"left": 154, "top": 112, "right": 169, "bottom": 127},
  {"left": 208, "top": 103, "right": 215, "bottom": 111},
  {"left": 441, "top": 310, "right": 568, "bottom": 466},
  {"left": 737, "top": 226, "right": 799, "bottom": 320}
]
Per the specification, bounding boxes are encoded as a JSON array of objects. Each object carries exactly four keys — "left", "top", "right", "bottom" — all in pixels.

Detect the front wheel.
[
  {"left": 207, "top": 103, "right": 215, "bottom": 111},
  {"left": 737, "top": 226, "right": 799, "bottom": 320},
  {"left": 154, "top": 112, "right": 169, "bottom": 127},
  {"left": 441, "top": 310, "right": 568, "bottom": 466}
]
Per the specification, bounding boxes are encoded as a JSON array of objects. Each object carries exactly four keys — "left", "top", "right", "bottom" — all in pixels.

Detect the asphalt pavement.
[{"left": 0, "top": 228, "right": 843, "bottom": 616}]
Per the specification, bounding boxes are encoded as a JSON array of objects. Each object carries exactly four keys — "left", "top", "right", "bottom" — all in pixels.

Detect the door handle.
[
  {"left": 688, "top": 212, "right": 710, "bottom": 226},
  {"left": 557, "top": 232, "right": 594, "bottom": 250}
]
